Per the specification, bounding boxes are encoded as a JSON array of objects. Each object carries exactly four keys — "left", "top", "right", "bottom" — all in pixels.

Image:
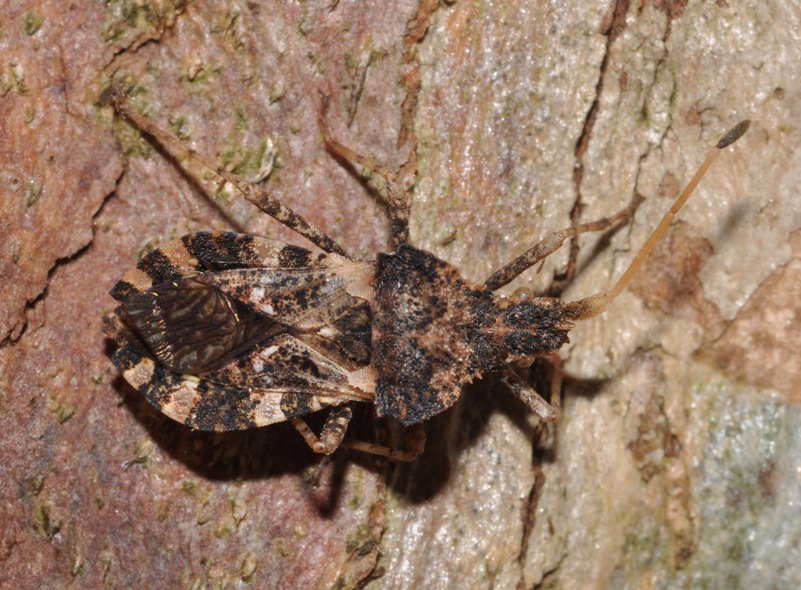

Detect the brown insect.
[{"left": 103, "top": 85, "right": 748, "bottom": 461}]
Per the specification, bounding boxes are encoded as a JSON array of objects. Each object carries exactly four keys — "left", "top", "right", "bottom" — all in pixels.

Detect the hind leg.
[{"left": 319, "top": 102, "right": 412, "bottom": 250}]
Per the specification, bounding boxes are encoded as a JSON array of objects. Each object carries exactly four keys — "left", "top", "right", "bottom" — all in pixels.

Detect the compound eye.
[{"left": 512, "top": 287, "right": 533, "bottom": 304}]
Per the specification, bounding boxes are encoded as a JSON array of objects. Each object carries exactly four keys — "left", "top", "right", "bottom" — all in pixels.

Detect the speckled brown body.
[
  {"left": 105, "top": 235, "right": 576, "bottom": 433},
  {"left": 104, "top": 89, "right": 613, "bottom": 460},
  {"left": 106, "top": 90, "right": 746, "bottom": 459}
]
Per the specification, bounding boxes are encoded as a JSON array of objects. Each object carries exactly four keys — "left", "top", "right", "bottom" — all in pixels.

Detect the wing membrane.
[{"left": 105, "top": 231, "right": 376, "bottom": 431}]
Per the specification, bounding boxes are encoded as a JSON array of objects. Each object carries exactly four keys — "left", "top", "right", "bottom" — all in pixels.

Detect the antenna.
[{"left": 568, "top": 120, "right": 750, "bottom": 321}]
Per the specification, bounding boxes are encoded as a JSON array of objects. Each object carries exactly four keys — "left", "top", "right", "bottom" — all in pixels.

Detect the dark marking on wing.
[
  {"left": 189, "top": 379, "right": 260, "bottom": 430},
  {"left": 110, "top": 279, "right": 138, "bottom": 303},
  {"left": 182, "top": 232, "right": 258, "bottom": 269},
  {"left": 139, "top": 249, "right": 183, "bottom": 284},
  {"left": 278, "top": 244, "right": 314, "bottom": 268}
]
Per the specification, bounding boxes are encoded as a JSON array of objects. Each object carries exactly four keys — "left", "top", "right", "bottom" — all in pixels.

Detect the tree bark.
[{"left": 1, "top": 1, "right": 799, "bottom": 589}]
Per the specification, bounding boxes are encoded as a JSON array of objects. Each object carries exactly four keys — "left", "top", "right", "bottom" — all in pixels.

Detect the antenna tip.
[{"left": 717, "top": 120, "right": 751, "bottom": 149}]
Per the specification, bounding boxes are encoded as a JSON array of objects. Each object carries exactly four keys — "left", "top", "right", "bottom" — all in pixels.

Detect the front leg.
[{"left": 485, "top": 193, "right": 643, "bottom": 291}]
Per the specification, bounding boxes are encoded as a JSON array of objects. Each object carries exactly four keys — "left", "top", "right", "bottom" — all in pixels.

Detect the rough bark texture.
[{"left": 2, "top": 1, "right": 799, "bottom": 589}]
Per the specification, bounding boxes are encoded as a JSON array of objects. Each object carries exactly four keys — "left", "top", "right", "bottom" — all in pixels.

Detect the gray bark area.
[{"left": 1, "top": 1, "right": 800, "bottom": 589}]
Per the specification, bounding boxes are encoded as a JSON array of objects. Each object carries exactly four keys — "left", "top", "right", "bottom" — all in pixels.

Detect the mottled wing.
[{"left": 104, "top": 232, "right": 375, "bottom": 432}]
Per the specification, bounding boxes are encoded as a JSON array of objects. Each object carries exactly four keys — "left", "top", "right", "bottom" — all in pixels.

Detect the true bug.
[{"left": 103, "top": 86, "right": 748, "bottom": 460}]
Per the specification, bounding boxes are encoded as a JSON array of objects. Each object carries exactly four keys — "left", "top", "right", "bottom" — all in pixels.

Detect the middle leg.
[{"left": 341, "top": 423, "right": 426, "bottom": 462}]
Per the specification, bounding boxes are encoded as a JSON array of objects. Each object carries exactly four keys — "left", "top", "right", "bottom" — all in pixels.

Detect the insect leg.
[
  {"left": 108, "top": 86, "right": 349, "bottom": 257},
  {"left": 341, "top": 423, "right": 426, "bottom": 462},
  {"left": 500, "top": 368, "right": 559, "bottom": 423},
  {"left": 484, "top": 193, "right": 644, "bottom": 291},
  {"left": 547, "top": 355, "right": 564, "bottom": 416},
  {"left": 319, "top": 104, "right": 411, "bottom": 249},
  {"left": 291, "top": 404, "right": 354, "bottom": 455}
]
